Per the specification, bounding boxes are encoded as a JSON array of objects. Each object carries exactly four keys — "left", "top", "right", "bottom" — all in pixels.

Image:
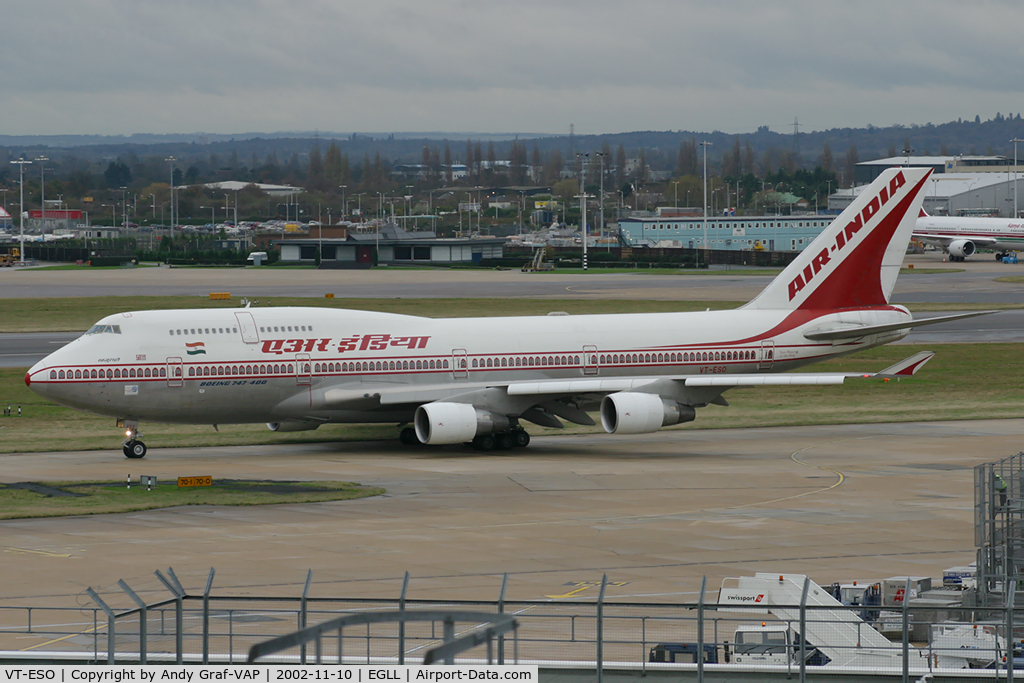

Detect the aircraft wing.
[
  {"left": 802, "top": 310, "right": 997, "bottom": 341},
  {"left": 319, "top": 351, "right": 935, "bottom": 414},
  {"left": 913, "top": 232, "right": 999, "bottom": 248}
]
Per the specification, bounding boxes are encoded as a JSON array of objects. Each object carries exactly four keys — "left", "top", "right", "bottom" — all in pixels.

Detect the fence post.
[
  {"left": 443, "top": 616, "right": 455, "bottom": 665},
  {"left": 155, "top": 569, "right": 185, "bottom": 664},
  {"left": 697, "top": 576, "right": 707, "bottom": 683},
  {"left": 497, "top": 573, "right": 508, "bottom": 665},
  {"left": 799, "top": 576, "right": 810, "bottom": 683},
  {"left": 117, "top": 579, "right": 148, "bottom": 664},
  {"left": 399, "top": 572, "right": 410, "bottom": 665},
  {"left": 596, "top": 574, "right": 608, "bottom": 683},
  {"left": 202, "top": 568, "right": 215, "bottom": 665},
  {"left": 902, "top": 577, "right": 911, "bottom": 683},
  {"left": 300, "top": 569, "right": 313, "bottom": 665},
  {"left": 1008, "top": 578, "right": 1016, "bottom": 683},
  {"left": 86, "top": 588, "right": 116, "bottom": 665}
]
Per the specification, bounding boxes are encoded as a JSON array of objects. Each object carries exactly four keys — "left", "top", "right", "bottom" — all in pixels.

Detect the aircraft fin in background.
[
  {"left": 802, "top": 310, "right": 998, "bottom": 341},
  {"left": 744, "top": 167, "right": 932, "bottom": 311}
]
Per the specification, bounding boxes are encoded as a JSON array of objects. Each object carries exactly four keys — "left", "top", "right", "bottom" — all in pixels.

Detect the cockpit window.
[{"left": 86, "top": 325, "right": 122, "bottom": 335}]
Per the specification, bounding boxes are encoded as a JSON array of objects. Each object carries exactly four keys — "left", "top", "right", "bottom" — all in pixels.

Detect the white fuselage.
[
  {"left": 915, "top": 215, "right": 1024, "bottom": 251},
  {"left": 26, "top": 304, "right": 912, "bottom": 426}
]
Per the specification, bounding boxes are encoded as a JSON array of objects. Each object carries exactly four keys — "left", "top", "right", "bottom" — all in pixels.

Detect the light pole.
[
  {"left": 340, "top": 185, "right": 347, "bottom": 222},
  {"left": 36, "top": 156, "right": 49, "bottom": 233},
  {"left": 595, "top": 152, "right": 607, "bottom": 246},
  {"left": 1012, "top": 138, "right": 1022, "bottom": 218},
  {"left": 699, "top": 141, "right": 712, "bottom": 261},
  {"left": 120, "top": 186, "right": 128, "bottom": 230},
  {"left": 149, "top": 194, "right": 157, "bottom": 220},
  {"left": 10, "top": 158, "right": 31, "bottom": 262},
  {"left": 165, "top": 156, "right": 177, "bottom": 231},
  {"left": 577, "top": 152, "right": 589, "bottom": 270},
  {"left": 201, "top": 206, "right": 215, "bottom": 225}
]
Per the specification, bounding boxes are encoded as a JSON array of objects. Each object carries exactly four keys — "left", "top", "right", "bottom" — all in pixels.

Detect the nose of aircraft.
[{"left": 26, "top": 355, "right": 57, "bottom": 398}]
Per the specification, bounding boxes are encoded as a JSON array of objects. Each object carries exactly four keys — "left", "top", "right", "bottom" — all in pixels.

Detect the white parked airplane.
[
  {"left": 914, "top": 209, "right": 1024, "bottom": 261},
  {"left": 26, "top": 167, "right": 986, "bottom": 458}
]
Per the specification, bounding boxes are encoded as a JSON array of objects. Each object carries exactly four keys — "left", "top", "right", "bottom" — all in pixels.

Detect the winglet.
[{"left": 873, "top": 351, "right": 935, "bottom": 378}]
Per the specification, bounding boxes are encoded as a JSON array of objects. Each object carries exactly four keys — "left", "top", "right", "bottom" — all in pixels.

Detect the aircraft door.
[
  {"left": 759, "top": 341, "right": 775, "bottom": 370},
  {"left": 452, "top": 349, "right": 468, "bottom": 380},
  {"left": 234, "top": 311, "right": 260, "bottom": 344},
  {"left": 582, "top": 345, "right": 599, "bottom": 375},
  {"left": 166, "top": 357, "right": 183, "bottom": 387},
  {"left": 295, "top": 353, "right": 311, "bottom": 385}
]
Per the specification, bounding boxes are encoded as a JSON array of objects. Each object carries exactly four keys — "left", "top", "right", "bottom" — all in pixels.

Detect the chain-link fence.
[{"left": 3, "top": 570, "right": 1023, "bottom": 681}]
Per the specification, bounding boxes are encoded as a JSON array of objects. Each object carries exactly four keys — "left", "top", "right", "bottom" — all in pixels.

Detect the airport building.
[
  {"left": 274, "top": 224, "right": 505, "bottom": 267},
  {"left": 618, "top": 214, "right": 834, "bottom": 251}
]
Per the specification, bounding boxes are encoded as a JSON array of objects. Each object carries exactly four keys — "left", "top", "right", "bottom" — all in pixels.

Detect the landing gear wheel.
[
  {"left": 473, "top": 434, "right": 496, "bottom": 451},
  {"left": 399, "top": 427, "right": 419, "bottom": 446},
  {"left": 513, "top": 430, "right": 531, "bottom": 448},
  {"left": 495, "top": 432, "right": 514, "bottom": 451},
  {"left": 123, "top": 440, "right": 147, "bottom": 459},
  {"left": 997, "top": 252, "right": 1006, "bottom": 261}
]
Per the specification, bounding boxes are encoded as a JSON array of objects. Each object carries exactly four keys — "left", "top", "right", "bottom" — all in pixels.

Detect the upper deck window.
[{"left": 86, "top": 325, "right": 122, "bottom": 335}]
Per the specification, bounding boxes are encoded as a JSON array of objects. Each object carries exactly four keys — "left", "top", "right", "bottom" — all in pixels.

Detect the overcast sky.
[{"left": 4, "top": 0, "right": 1023, "bottom": 137}]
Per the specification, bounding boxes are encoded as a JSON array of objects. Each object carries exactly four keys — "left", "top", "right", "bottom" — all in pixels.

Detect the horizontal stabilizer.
[{"left": 803, "top": 310, "right": 997, "bottom": 341}]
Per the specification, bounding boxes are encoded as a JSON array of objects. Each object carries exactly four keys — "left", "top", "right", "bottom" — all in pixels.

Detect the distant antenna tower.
[
  {"left": 569, "top": 123, "right": 575, "bottom": 167},
  {"left": 792, "top": 117, "right": 801, "bottom": 154}
]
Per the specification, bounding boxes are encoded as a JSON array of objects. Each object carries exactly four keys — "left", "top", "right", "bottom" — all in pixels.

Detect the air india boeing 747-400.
[{"left": 26, "top": 167, "right": 987, "bottom": 458}]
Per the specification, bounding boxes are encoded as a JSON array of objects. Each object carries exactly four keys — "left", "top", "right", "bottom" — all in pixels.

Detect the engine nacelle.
[
  {"left": 267, "top": 421, "right": 321, "bottom": 432},
  {"left": 414, "top": 402, "right": 511, "bottom": 445},
  {"left": 948, "top": 239, "right": 976, "bottom": 258},
  {"left": 600, "top": 392, "right": 696, "bottom": 435}
]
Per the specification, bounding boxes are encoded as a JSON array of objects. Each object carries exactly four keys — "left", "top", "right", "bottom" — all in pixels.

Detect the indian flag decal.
[{"left": 185, "top": 342, "right": 206, "bottom": 355}]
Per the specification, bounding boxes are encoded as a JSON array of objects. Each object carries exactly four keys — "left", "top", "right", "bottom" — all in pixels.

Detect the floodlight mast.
[
  {"left": 700, "top": 141, "right": 713, "bottom": 265},
  {"left": 166, "top": 156, "right": 177, "bottom": 233},
  {"left": 10, "top": 158, "right": 31, "bottom": 263},
  {"left": 1012, "top": 138, "right": 1022, "bottom": 219}
]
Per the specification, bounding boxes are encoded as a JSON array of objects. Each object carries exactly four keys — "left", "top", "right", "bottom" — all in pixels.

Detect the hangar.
[{"left": 274, "top": 224, "right": 505, "bottom": 267}]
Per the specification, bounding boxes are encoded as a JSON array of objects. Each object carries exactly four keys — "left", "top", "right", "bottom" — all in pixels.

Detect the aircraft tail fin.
[{"left": 744, "top": 167, "right": 932, "bottom": 311}]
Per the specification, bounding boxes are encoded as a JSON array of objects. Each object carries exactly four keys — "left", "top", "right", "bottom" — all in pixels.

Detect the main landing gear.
[
  {"left": 120, "top": 420, "right": 147, "bottom": 459},
  {"left": 397, "top": 426, "right": 531, "bottom": 450},
  {"left": 471, "top": 428, "right": 530, "bottom": 451}
]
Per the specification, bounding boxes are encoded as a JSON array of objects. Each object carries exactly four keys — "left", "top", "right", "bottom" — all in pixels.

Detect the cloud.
[{"left": 2, "top": 0, "right": 1023, "bottom": 135}]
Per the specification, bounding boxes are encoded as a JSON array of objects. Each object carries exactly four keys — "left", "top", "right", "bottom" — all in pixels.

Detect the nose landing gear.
[{"left": 120, "top": 420, "right": 147, "bottom": 459}]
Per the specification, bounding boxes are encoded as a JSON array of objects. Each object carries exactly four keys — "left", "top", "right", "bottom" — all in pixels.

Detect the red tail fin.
[{"left": 744, "top": 168, "right": 932, "bottom": 311}]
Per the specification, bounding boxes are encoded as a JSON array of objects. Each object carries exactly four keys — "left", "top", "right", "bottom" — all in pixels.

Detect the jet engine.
[
  {"left": 414, "top": 402, "right": 511, "bottom": 445},
  {"left": 947, "top": 239, "right": 976, "bottom": 259},
  {"left": 600, "top": 392, "right": 696, "bottom": 434},
  {"left": 267, "top": 421, "right": 321, "bottom": 432}
]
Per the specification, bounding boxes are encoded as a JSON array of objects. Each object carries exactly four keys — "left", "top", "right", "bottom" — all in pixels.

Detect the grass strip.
[
  {"left": 0, "top": 479, "right": 384, "bottom": 519},
  {"left": 0, "top": 296, "right": 1013, "bottom": 333}
]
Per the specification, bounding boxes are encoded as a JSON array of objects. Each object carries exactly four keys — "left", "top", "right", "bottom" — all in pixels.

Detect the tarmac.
[
  {"left": 0, "top": 419, "right": 1007, "bottom": 608},
  {"left": 1, "top": 252, "right": 1023, "bottom": 304}
]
